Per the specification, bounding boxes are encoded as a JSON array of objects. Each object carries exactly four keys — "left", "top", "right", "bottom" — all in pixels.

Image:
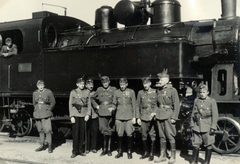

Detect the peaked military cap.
[
  {"left": 76, "top": 78, "right": 85, "bottom": 83},
  {"left": 198, "top": 83, "right": 208, "bottom": 91},
  {"left": 86, "top": 78, "right": 93, "bottom": 84},
  {"left": 142, "top": 75, "right": 151, "bottom": 84},
  {"left": 119, "top": 77, "right": 128, "bottom": 84},
  {"left": 37, "top": 80, "right": 44, "bottom": 85},
  {"left": 101, "top": 76, "right": 110, "bottom": 83},
  {"left": 157, "top": 68, "right": 169, "bottom": 79}
]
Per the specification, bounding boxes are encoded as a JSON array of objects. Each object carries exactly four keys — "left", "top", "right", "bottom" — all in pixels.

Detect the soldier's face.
[
  {"left": 199, "top": 89, "right": 209, "bottom": 99},
  {"left": 6, "top": 41, "right": 12, "bottom": 46},
  {"left": 158, "top": 77, "right": 169, "bottom": 87},
  {"left": 143, "top": 82, "right": 151, "bottom": 90},
  {"left": 120, "top": 83, "right": 128, "bottom": 91},
  {"left": 102, "top": 81, "right": 110, "bottom": 89},
  {"left": 86, "top": 83, "right": 94, "bottom": 91},
  {"left": 37, "top": 84, "right": 45, "bottom": 91},
  {"left": 76, "top": 82, "right": 85, "bottom": 90}
]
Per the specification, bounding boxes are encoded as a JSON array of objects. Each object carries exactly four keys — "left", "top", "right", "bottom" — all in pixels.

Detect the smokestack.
[{"left": 221, "top": 0, "right": 236, "bottom": 19}]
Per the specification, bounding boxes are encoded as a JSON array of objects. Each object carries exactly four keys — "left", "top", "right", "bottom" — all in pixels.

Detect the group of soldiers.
[{"left": 32, "top": 69, "right": 218, "bottom": 164}]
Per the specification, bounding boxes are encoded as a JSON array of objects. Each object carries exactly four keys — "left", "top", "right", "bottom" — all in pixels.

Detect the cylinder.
[
  {"left": 151, "top": 0, "right": 181, "bottom": 25},
  {"left": 221, "top": 0, "right": 236, "bottom": 19},
  {"left": 114, "top": 0, "right": 148, "bottom": 26},
  {"left": 95, "top": 6, "right": 117, "bottom": 32}
]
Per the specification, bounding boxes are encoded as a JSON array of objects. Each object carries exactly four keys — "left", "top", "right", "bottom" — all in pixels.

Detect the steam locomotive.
[{"left": 0, "top": 0, "right": 240, "bottom": 154}]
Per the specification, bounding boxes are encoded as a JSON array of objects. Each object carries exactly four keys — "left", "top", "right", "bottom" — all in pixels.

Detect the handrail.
[{"left": 8, "top": 65, "right": 12, "bottom": 90}]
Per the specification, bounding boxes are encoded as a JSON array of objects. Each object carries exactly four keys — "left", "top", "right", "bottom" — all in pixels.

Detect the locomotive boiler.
[{"left": 0, "top": 0, "right": 240, "bottom": 154}]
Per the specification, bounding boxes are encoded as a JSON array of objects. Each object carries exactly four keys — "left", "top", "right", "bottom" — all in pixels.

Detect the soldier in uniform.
[
  {"left": 33, "top": 80, "right": 56, "bottom": 153},
  {"left": 85, "top": 78, "right": 99, "bottom": 154},
  {"left": 91, "top": 75, "right": 116, "bottom": 156},
  {"left": 112, "top": 77, "right": 138, "bottom": 159},
  {"left": 137, "top": 75, "right": 158, "bottom": 161},
  {"left": 153, "top": 69, "right": 180, "bottom": 164},
  {"left": 69, "top": 78, "right": 91, "bottom": 158},
  {"left": 190, "top": 84, "right": 218, "bottom": 164},
  {"left": 0, "top": 37, "right": 18, "bottom": 57}
]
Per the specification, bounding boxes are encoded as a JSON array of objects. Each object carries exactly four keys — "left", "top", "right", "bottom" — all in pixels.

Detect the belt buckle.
[{"left": 103, "top": 101, "right": 108, "bottom": 105}]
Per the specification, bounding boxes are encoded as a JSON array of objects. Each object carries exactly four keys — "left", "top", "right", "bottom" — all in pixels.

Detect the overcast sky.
[{"left": 0, "top": 0, "right": 240, "bottom": 25}]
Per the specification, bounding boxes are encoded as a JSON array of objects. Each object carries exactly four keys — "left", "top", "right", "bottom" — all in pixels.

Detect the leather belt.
[
  {"left": 37, "top": 101, "right": 45, "bottom": 104},
  {"left": 200, "top": 115, "right": 211, "bottom": 119},
  {"left": 160, "top": 105, "right": 171, "bottom": 109},
  {"left": 102, "top": 101, "right": 110, "bottom": 105}
]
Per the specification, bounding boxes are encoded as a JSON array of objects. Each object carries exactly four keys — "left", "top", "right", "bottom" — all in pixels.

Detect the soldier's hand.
[
  {"left": 108, "top": 107, "right": 114, "bottom": 112},
  {"left": 209, "top": 128, "right": 215, "bottom": 135},
  {"left": 150, "top": 112, "right": 156, "bottom": 118},
  {"left": 137, "top": 118, "right": 141, "bottom": 125},
  {"left": 2, "top": 53, "right": 8, "bottom": 57},
  {"left": 84, "top": 115, "right": 90, "bottom": 121},
  {"left": 132, "top": 118, "right": 136, "bottom": 124},
  {"left": 96, "top": 105, "right": 100, "bottom": 110},
  {"left": 70, "top": 117, "right": 75, "bottom": 123},
  {"left": 170, "top": 118, "right": 176, "bottom": 124}
]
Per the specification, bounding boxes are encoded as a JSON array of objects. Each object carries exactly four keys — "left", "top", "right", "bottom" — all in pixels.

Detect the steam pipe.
[{"left": 221, "top": 0, "right": 236, "bottom": 19}]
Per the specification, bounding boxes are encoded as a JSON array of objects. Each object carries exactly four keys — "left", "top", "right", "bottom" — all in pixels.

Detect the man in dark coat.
[{"left": 33, "top": 80, "right": 56, "bottom": 153}]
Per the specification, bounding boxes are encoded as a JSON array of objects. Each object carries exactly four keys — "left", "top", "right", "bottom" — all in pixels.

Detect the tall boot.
[
  {"left": 48, "top": 144, "right": 53, "bottom": 153},
  {"left": 127, "top": 136, "right": 133, "bottom": 159},
  {"left": 46, "top": 133, "right": 53, "bottom": 153},
  {"left": 168, "top": 143, "right": 176, "bottom": 164},
  {"left": 107, "top": 136, "right": 112, "bottom": 156},
  {"left": 140, "top": 140, "right": 149, "bottom": 159},
  {"left": 203, "top": 148, "right": 212, "bottom": 164},
  {"left": 154, "top": 142, "right": 167, "bottom": 163},
  {"left": 35, "top": 132, "right": 45, "bottom": 152},
  {"left": 100, "top": 135, "right": 108, "bottom": 156},
  {"left": 148, "top": 140, "right": 155, "bottom": 161},
  {"left": 115, "top": 137, "right": 123, "bottom": 158},
  {"left": 190, "top": 147, "right": 199, "bottom": 164}
]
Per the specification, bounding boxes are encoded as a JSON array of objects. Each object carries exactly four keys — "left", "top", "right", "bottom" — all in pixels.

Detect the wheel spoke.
[
  {"left": 227, "top": 138, "right": 237, "bottom": 146},
  {"left": 217, "top": 140, "right": 223, "bottom": 148},
  {"left": 224, "top": 141, "right": 229, "bottom": 151},
  {"left": 23, "top": 125, "right": 27, "bottom": 130},
  {"left": 227, "top": 125, "right": 235, "bottom": 133},
  {"left": 20, "top": 127, "right": 24, "bottom": 134},
  {"left": 229, "top": 134, "right": 239, "bottom": 137},
  {"left": 223, "top": 120, "right": 227, "bottom": 130}
]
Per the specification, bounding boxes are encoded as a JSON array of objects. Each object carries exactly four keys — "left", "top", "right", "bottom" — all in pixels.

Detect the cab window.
[{"left": 0, "top": 29, "right": 23, "bottom": 54}]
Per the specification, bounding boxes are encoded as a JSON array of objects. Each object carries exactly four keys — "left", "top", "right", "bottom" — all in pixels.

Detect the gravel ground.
[{"left": 0, "top": 133, "right": 240, "bottom": 164}]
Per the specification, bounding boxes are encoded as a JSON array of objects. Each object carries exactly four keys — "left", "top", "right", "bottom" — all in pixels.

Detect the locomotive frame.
[{"left": 1, "top": 0, "right": 240, "bottom": 154}]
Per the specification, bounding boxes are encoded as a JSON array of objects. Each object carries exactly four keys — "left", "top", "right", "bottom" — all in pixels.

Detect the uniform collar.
[
  {"left": 76, "top": 88, "right": 84, "bottom": 92},
  {"left": 38, "top": 89, "right": 45, "bottom": 93},
  {"left": 198, "top": 96, "right": 209, "bottom": 101}
]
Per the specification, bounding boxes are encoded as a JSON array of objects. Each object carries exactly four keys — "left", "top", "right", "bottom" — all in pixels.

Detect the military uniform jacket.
[
  {"left": 137, "top": 88, "right": 158, "bottom": 121},
  {"left": 113, "top": 88, "right": 138, "bottom": 120},
  {"left": 190, "top": 96, "right": 219, "bottom": 132},
  {"left": 69, "top": 88, "right": 91, "bottom": 117},
  {"left": 156, "top": 85, "right": 180, "bottom": 120},
  {"left": 91, "top": 86, "right": 116, "bottom": 116},
  {"left": 89, "top": 90, "right": 98, "bottom": 119},
  {"left": 1, "top": 44, "right": 17, "bottom": 54},
  {"left": 33, "top": 88, "right": 56, "bottom": 119}
]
